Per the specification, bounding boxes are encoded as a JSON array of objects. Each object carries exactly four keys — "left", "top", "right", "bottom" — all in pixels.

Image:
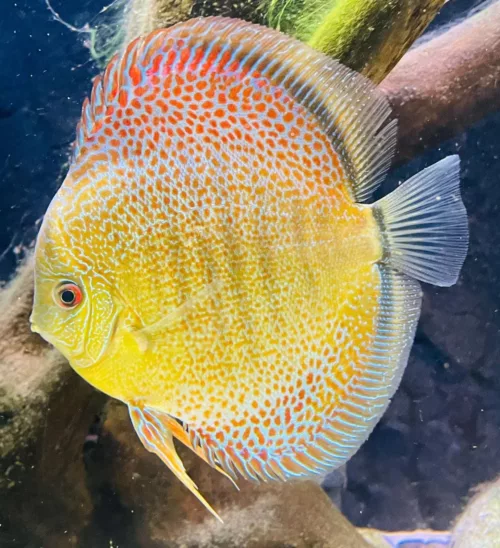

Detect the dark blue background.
[{"left": 0, "top": 0, "right": 102, "bottom": 278}]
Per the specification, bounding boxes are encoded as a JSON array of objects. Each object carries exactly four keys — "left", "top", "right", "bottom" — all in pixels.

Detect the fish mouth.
[
  {"left": 29, "top": 311, "right": 39, "bottom": 333},
  {"left": 29, "top": 317, "right": 50, "bottom": 340}
]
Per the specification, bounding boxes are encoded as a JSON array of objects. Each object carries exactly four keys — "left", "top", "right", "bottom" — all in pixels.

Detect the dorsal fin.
[{"left": 73, "top": 17, "right": 396, "bottom": 202}]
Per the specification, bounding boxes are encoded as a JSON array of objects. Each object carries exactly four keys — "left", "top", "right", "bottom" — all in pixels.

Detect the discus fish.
[{"left": 30, "top": 17, "right": 468, "bottom": 520}]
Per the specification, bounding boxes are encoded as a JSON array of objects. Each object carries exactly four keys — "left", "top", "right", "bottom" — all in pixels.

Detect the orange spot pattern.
[{"left": 53, "top": 19, "right": 387, "bottom": 482}]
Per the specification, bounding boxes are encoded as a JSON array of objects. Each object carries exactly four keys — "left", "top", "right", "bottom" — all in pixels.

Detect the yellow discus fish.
[{"left": 30, "top": 17, "right": 468, "bottom": 520}]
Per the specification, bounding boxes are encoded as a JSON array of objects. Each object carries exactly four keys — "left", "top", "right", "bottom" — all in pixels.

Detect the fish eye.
[{"left": 54, "top": 281, "right": 83, "bottom": 309}]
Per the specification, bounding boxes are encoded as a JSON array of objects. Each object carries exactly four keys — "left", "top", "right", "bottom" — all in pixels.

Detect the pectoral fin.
[{"left": 128, "top": 403, "right": 223, "bottom": 522}]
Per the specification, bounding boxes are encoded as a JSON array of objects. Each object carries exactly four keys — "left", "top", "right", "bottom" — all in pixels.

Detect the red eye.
[{"left": 55, "top": 282, "right": 83, "bottom": 309}]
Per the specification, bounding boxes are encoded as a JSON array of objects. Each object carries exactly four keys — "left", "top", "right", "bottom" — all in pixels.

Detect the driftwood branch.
[
  {"left": 381, "top": 0, "right": 500, "bottom": 163},
  {"left": 308, "top": 0, "right": 447, "bottom": 83}
]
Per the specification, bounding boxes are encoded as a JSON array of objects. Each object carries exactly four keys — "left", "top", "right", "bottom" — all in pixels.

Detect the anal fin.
[{"left": 128, "top": 403, "right": 223, "bottom": 522}]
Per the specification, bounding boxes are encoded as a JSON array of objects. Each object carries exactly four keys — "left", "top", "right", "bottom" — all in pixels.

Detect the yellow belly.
[{"left": 80, "top": 183, "right": 382, "bottom": 427}]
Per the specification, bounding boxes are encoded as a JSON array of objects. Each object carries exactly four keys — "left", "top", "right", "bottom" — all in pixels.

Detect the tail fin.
[{"left": 373, "top": 156, "right": 469, "bottom": 287}]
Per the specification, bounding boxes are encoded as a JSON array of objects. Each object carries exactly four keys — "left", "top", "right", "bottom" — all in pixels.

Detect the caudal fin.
[{"left": 373, "top": 156, "right": 469, "bottom": 287}]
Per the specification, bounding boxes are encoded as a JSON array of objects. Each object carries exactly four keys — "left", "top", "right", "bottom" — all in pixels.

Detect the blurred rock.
[{"left": 451, "top": 476, "right": 500, "bottom": 548}]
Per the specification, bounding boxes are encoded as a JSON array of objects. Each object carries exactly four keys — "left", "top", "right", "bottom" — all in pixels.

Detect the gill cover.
[{"left": 31, "top": 262, "right": 121, "bottom": 369}]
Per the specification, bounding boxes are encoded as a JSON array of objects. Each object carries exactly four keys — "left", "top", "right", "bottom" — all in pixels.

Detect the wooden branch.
[
  {"left": 308, "top": 0, "right": 446, "bottom": 83},
  {"left": 109, "top": 0, "right": 445, "bottom": 86},
  {"left": 381, "top": 0, "right": 500, "bottom": 163}
]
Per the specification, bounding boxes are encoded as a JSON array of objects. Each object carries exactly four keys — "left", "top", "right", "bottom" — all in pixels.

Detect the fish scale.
[{"left": 31, "top": 17, "right": 468, "bottom": 520}]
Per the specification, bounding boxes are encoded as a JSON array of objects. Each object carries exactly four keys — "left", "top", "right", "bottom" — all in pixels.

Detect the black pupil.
[{"left": 60, "top": 288, "right": 76, "bottom": 305}]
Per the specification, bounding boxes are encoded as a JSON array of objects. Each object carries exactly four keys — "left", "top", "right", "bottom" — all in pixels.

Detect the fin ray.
[{"left": 373, "top": 155, "right": 469, "bottom": 286}]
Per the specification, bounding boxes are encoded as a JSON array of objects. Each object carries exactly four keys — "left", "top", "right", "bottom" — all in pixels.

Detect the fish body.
[{"left": 31, "top": 17, "right": 468, "bottom": 518}]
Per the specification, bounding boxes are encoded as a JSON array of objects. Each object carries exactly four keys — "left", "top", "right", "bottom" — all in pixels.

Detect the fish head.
[{"left": 30, "top": 196, "right": 124, "bottom": 372}]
